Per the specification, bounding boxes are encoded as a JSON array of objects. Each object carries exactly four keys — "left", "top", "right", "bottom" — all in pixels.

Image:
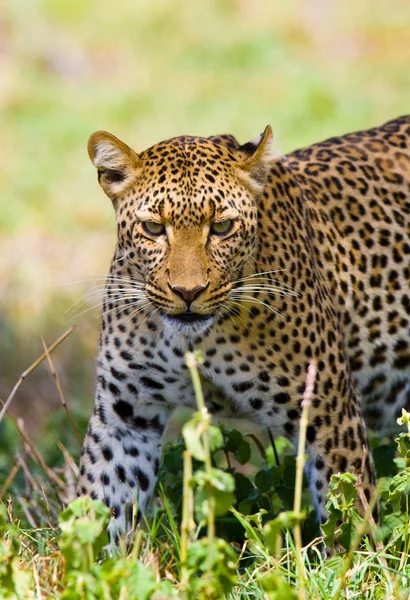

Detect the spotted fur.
[{"left": 77, "top": 116, "right": 410, "bottom": 540}]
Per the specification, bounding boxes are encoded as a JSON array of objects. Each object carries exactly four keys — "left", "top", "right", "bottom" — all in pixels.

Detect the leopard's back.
[{"left": 289, "top": 116, "right": 410, "bottom": 431}]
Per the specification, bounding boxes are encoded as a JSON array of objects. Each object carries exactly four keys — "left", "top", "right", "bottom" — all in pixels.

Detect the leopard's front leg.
[{"left": 77, "top": 359, "right": 172, "bottom": 541}]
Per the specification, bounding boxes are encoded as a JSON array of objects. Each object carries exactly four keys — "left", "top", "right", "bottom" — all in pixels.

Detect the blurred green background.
[{"left": 1, "top": 0, "right": 410, "bottom": 437}]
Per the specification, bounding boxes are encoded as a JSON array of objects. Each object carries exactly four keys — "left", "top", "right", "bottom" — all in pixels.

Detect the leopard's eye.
[
  {"left": 142, "top": 221, "right": 165, "bottom": 236},
  {"left": 210, "top": 220, "right": 234, "bottom": 236}
]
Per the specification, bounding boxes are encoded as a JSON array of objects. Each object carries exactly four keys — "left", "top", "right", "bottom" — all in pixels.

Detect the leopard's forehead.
[{"left": 129, "top": 136, "right": 247, "bottom": 226}]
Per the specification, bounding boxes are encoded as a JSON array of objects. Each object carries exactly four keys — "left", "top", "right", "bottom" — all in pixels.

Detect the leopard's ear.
[
  {"left": 238, "top": 125, "right": 275, "bottom": 191},
  {"left": 88, "top": 131, "right": 141, "bottom": 199}
]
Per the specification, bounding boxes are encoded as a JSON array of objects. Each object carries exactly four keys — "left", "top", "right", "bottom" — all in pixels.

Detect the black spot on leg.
[
  {"left": 128, "top": 383, "right": 139, "bottom": 395},
  {"left": 133, "top": 466, "right": 150, "bottom": 491},
  {"left": 113, "top": 400, "right": 134, "bottom": 420},
  {"left": 116, "top": 465, "right": 126, "bottom": 483},
  {"left": 315, "top": 457, "right": 325, "bottom": 470},
  {"left": 101, "top": 473, "right": 110, "bottom": 485},
  {"left": 232, "top": 381, "right": 254, "bottom": 393},
  {"left": 339, "top": 456, "right": 348, "bottom": 471},
  {"left": 108, "top": 382, "right": 121, "bottom": 396},
  {"left": 273, "top": 392, "right": 290, "bottom": 404},
  {"left": 306, "top": 426, "right": 316, "bottom": 443},
  {"left": 140, "top": 376, "right": 164, "bottom": 390},
  {"left": 133, "top": 416, "right": 148, "bottom": 428},
  {"left": 249, "top": 397, "right": 263, "bottom": 410},
  {"left": 124, "top": 445, "right": 139, "bottom": 457},
  {"left": 102, "top": 446, "right": 113, "bottom": 461},
  {"left": 110, "top": 367, "right": 127, "bottom": 381}
]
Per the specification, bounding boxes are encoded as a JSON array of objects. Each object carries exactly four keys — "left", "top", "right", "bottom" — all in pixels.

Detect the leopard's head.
[{"left": 88, "top": 127, "right": 274, "bottom": 330}]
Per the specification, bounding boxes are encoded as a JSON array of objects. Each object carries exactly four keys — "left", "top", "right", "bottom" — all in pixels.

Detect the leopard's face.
[{"left": 88, "top": 128, "right": 274, "bottom": 330}]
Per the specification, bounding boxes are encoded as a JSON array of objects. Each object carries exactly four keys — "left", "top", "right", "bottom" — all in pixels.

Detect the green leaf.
[
  {"left": 223, "top": 428, "right": 243, "bottom": 452},
  {"left": 182, "top": 412, "right": 207, "bottom": 461},
  {"left": 194, "top": 469, "right": 235, "bottom": 521},
  {"left": 397, "top": 408, "right": 410, "bottom": 432},
  {"left": 234, "top": 472, "right": 254, "bottom": 499},
  {"left": 234, "top": 438, "right": 251, "bottom": 464},
  {"left": 255, "top": 467, "right": 275, "bottom": 492},
  {"left": 247, "top": 487, "right": 261, "bottom": 501},
  {"left": 263, "top": 511, "right": 305, "bottom": 555},
  {"left": 186, "top": 538, "right": 238, "bottom": 599},
  {"left": 162, "top": 445, "right": 183, "bottom": 474},
  {"left": 58, "top": 498, "right": 110, "bottom": 571},
  {"left": 258, "top": 571, "right": 299, "bottom": 599},
  {"left": 389, "top": 468, "right": 410, "bottom": 496},
  {"left": 395, "top": 432, "right": 410, "bottom": 460},
  {"left": 373, "top": 442, "right": 398, "bottom": 477},
  {"left": 122, "top": 560, "right": 158, "bottom": 600},
  {"left": 230, "top": 507, "right": 265, "bottom": 546},
  {"left": 208, "top": 425, "right": 224, "bottom": 452},
  {"left": 389, "top": 467, "right": 410, "bottom": 511},
  {"left": 283, "top": 461, "right": 297, "bottom": 488},
  {"left": 322, "top": 508, "right": 342, "bottom": 550},
  {"left": 327, "top": 473, "right": 358, "bottom": 511},
  {"left": 237, "top": 499, "right": 254, "bottom": 515},
  {"left": 338, "top": 508, "right": 364, "bottom": 551}
]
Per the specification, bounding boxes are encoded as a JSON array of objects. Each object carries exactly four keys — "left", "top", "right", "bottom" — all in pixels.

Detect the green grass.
[{"left": 2, "top": 353, "right": 410, "bottom": 599}]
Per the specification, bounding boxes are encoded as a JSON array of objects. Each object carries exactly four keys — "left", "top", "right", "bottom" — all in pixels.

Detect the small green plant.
[
  {"left": 322, "top": 472, "right": 364, "bottom": 552},
  {"left": 0, "top": 505, "right": 32, "bottom": 600},
  {"left": 181, "top": 351, "right": 238, "bottom": 598},
  {"left": 58, "top": 497, "right": 178, "bottom": 599},
  {"left": 4, "top": 362, "right": 410, "bottom": 598}
]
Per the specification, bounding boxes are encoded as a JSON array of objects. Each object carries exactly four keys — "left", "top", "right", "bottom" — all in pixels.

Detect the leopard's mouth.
[{"left": 164, "top": 311, "right": 213, "bottom": 323}]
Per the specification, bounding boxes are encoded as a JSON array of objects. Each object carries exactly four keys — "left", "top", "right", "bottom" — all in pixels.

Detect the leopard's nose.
[{"left": 168, "top": 283, "right": 208, "bottom": 307}]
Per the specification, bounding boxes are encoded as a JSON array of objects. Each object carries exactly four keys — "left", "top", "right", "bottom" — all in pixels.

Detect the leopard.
[{"left": 77, "top": 115, "right": 410, "bottom": 541}]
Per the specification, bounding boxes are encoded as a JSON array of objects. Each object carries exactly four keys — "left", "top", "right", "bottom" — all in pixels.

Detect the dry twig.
[
  {"left": 41, "top": 337, "right": 83, "bottom": 444},
  {"left": 0, "top": 325, "right": 76, "bottom": 424}
]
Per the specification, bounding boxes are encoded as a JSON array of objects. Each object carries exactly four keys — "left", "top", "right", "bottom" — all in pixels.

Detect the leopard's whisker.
[
  {"left": 214, "top": 303, "right": 241, "bottom": 331},
  {"left": 232, "top": 284, "right": 298, "bottom": 297},
  {"left": 222, "top": 301, "right": 249, "bottom": 330},
  {"left": 48, "top": 276, "right": 146, "bottom": 287},
  {"left": 99, "top": 299, "right": 150, "bottom": 320},
  {"left": 231, "top": 269, "right": 286, "bottom": 284},
  {"left": 75, "top": 288, "right": 147, "bottom": 303},
  {"left": 67, "top": 291, "right": 148, "bottom": 315},
  {"left": 68, "top": 288, "right": 146, "bottom": 309},
  {"left": 130, "top": 305, "right": 158, "bottom": 328},
  {"left": 229, "top": 294, "right": 282, "bottom": 318},
  {"left": 232, "top": 277, "right": 296, "bottom": 293},
  {"left": 71, "top": 296, "right": 149, "bottom": 320}
]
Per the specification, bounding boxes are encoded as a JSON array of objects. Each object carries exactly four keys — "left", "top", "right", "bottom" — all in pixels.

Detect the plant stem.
[
  {"left": 180, "top": 449, "right": 193, "bottom": 588},
  {"left": 185, "top": 352, "right": 215, "bottom": 570},
  {"left": 332, "top": 484, "right": 382, "bottom": 600},
  {"left": 293, "top": 361, "right": 316, "bottom": 599}
]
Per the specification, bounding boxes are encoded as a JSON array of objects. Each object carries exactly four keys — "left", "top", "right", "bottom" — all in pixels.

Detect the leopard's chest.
[{"left": 110, "top": 323, "right": 295, "bottom": 437}]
